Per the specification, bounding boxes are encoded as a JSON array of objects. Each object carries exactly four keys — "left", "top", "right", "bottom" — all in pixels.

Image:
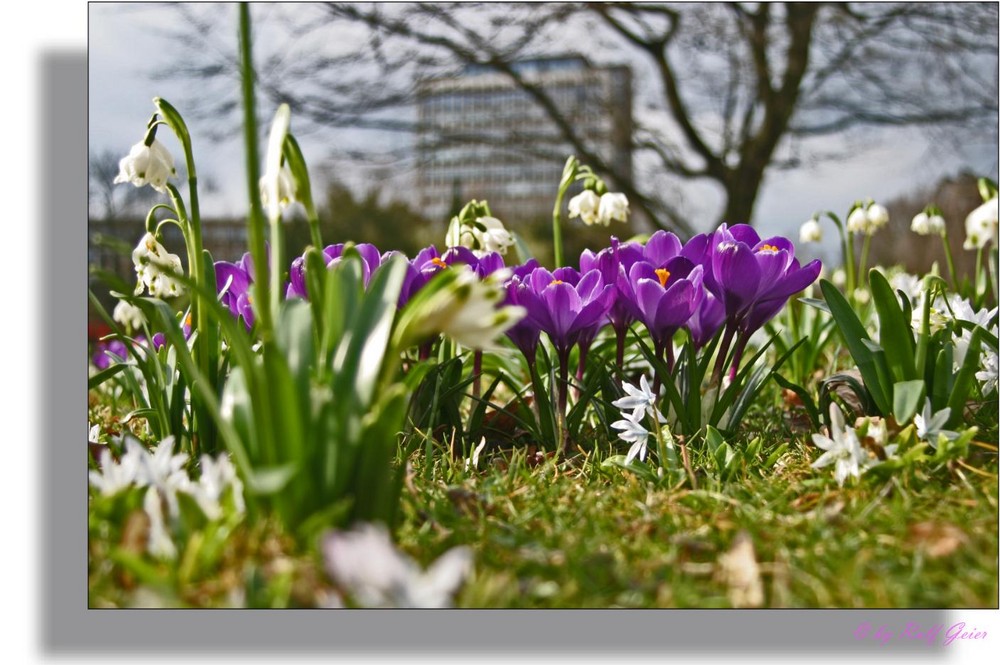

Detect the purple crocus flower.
[
  {"left": 287, "top": 243, "right": 384, "bottom": 299},
  {"left": 629, "top": 256, "right": 705, "bottom": 359},
  {"left": 579, "top": 237, "right": 644, "bottom": 334},
  {"left": 685, "top": 223, "right": 821, "bottom": 381},
  {"left": 521, "top": 266, "right": 614, "bottom": 360},
  {"left": 502, "top": 259, "right": 542, "bottom": 362},
  {"left": 152, "top": 313, "right": 193, "bottom": 350},
  {"left": 686, "top": 289, "right": 726, "bottom": 350},
  {"left": 215, "top": 253, "right": 256, "bottom": 330},
  {"left": 91, "top": 338, "right": 129, "bottom": 370}
]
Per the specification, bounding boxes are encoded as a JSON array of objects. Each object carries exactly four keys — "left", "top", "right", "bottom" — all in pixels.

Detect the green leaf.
[
  {"left": 946, "top": 326, "right": 984, "bottom": 428},
  {"left": 870, "top": 269, "right": 916, "bottom": 381},
  {"left": 331, "top": 255, "right": 406, "bottom": 410},
  {"left": 820, "top": 279, "right": 891, "bottom": 415},
  {"left": 88, "top": 363, "right": 128, "bottom": 390},
  {"left": 601, "top": 455, "right": 658, "bottom": 482},
  {"left": 773, "top": 373, "right": 821, "bottom": 429},
  {"left": 892, "top": 380, "right": 925, "bottom": 424}
]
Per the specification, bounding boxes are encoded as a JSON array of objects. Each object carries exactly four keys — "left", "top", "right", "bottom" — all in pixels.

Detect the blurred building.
[{"left": 415, "top": 55, "right": 633, "bottom": 223}]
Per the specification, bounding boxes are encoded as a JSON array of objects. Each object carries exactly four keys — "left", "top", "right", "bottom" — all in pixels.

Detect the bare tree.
[{"left": 153, "top": 2, "right": 999, "bottom": 236}]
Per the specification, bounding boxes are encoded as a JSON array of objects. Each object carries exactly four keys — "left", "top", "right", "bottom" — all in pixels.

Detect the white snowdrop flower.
[
  {"left": 597, "top": 192, "right": 630, "bottom": 225},
  {"left": 113, "top": 300, "right": 146, "bottom": 331},
  {"left": 799, "top": 218, "right": 822, "bottom": 243},
  {"left": 963, "top": 197, "right": 998, "bottom": 250},
  {"left": 567, "top": 190, "right": 600, "bottom": 226},
  {"left": 910, "top": 212, "right": 932, "bottom": 235},
  {"left": 114, "top": 138, "right": 176, "bottom": 193},
  {"left": 866, "top": 203, "right": 889, "bottom": 230},
  {"left": 846, "top": 207, "right": 870, "bottom": 234},
  {"left": 131, "top": 232, "right": 185, "bottom": 298},
  {"left": 927, "top": 214, "right": 946, "bottom": 235}
]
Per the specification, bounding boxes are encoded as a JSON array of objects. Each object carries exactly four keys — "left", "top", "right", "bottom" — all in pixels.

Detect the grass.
[{"left": 89, "top": 390, "right": 999, "bottom": 609}]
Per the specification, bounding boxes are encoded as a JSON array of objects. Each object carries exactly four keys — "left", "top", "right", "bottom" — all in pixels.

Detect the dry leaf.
[
  {"left": 716, "top": 530, "right": 765, "bottom": 608},
  {"left": 908, "top": 522, "right": 967, "bottom": 558}
]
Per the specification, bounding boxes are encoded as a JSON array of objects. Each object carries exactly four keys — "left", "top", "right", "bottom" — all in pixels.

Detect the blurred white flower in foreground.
[
  {"left": 963, "top": 197, "right": 998, "bottom": 250},
  {"left": 811, "top": 403, "right": 865, "bottom": 486},
  {"left": 113, "top": 300, "right": 146, "bottom": 331},
  {"left": 114, "top": 138, "right": 176, "bottom": 193},
  {"left": 322, "top": 523, "right": 472, "bottom": 608}
]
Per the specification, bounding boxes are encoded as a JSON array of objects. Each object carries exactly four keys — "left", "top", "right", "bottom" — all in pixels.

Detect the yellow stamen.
[
  {"left": 655, "top": 268, "right": 671, "bottom": 287},
  {"left": 550, "top": 279, "right": 564, "bottom": 285},
  {"left": 759, "top": 243, "right": 780, "bottom": 253},
  {"left": 185, "top": 312, "right": 192, "bottom": 328},
  {"left": 431, "top": 257, "right": 448, "bottom": 269}
]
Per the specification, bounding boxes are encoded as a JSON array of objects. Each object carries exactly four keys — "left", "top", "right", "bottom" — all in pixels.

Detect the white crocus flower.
[
  {"left": 597, "top": 192, "right": 630, "bottom": 225},
  {"left": 977, "top": 350, "right": 998, "bottom": 396},
  {"left": 799, "top": 218, "right": 822, "bottom": 243},
  {"left": 611, "top": 416, "right": 650, "bottom": 465},
  {"left": 567, "top": 190, "right": 601, "bottom": 226},
  {"left": 810, "top": 404, "right": 865, "bottom": 486},
  {"left": 322, "top": 523, "right": 472, "bottom": 608},
  {"left": 114, "top": 138, "right": 176, "bottom": 193},
  {"left": 112, "top": 300, "right": 146, "bottom": 331},
  {"left": 963, "top": 197, "right": 999, "bottom": 250}
]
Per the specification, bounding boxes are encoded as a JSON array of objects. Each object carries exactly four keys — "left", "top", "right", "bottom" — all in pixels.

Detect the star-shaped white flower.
[
  {"left": 612, "top": 375, "right": 660, "bottom": 422},
  {"left": 611, "top": 416, "right": 650, "bottom": 465},
  {"left": 913, "top": 399, "right": 957, "bottom": 448},
  {"left": 811, "top": 404, "right": 865, "bottom": 486},
  {"left": 322, "top": 523, "right": 472, "bottom": 608}
]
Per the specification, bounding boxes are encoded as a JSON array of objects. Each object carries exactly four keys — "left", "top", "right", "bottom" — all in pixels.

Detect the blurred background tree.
[{"left": 154, "top": 2, "right": 998, "bottom": 238}]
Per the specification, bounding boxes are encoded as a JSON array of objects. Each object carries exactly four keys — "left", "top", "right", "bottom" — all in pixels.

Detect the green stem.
[
  {"left": 238, "top": 3, "right": 272, "bottom": 340},
  {"left": 940, "top": 229, "right": 959, "bottom": 292},
  {"left": 270, "top": 216, "right": 284, "bottom": 325},
  {"left": 858, "top": 233, "right": 872, "bottom": 291},
  {"left": 551, "top": 187, "right": 566, "bottom": 269}
]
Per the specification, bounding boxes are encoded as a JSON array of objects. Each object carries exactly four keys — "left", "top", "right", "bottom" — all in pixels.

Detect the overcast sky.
[{"left": 89, "top": 3, "right": 999, "bottom": 264}]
